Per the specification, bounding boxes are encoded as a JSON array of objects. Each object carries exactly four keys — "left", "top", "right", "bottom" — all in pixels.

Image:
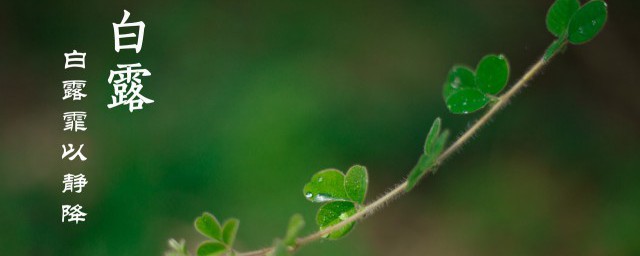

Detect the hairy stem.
[{"left": 237, "top": 46, "right": 553, "bottom": 256}]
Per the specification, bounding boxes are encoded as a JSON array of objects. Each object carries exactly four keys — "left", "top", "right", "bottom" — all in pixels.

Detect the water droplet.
[{"left": 314, "top": 194, "right": 331, "bottom": 202}]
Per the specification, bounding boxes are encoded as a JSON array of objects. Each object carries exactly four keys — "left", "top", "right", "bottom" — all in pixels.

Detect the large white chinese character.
[
  {"left": 62, "top": 144, "right": 87, "bottom": 161},
  {"left": 63, "top": 112, "right": 87, "bottom": 132},
  {"left": 107, "top": 63, "right": 154, "bottom": 112},
  {"left": 62, "top": 173, "right": 88, "bottom": 193},
  {"left": 62, "top": 204, "right": 87, "bottom": 224},
  {"left": 113, "top": 10, "right": 145, "bottom": 53},
  {"left": 62, "top": 80, "right": 87, "bottom": 101},
  {"left": 64, "top": 50, "right": 86, "bottom": 69}
]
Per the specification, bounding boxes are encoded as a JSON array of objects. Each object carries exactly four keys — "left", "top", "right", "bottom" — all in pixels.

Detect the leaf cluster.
[
  {"left": 193, "top": 213, "right": 239, "bottom": 256},
  {"left": 545, "top": 0, "right": 608, "bottom": 60},
  {"left": 443, "top": 55, "right": 510, "bottom": 114},
  {"left": 302, "top": 165, "right": 369, "bottom": 239}
]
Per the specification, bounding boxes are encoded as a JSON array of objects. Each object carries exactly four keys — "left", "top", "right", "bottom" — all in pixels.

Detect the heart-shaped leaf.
[
  {"left": 344, "top": 165, "right": 368, "bottom": 204},
  {"left": 443, "top": 66, "right": 475, "bottom": 100},
  {"left": 316, "top": 201, "right": 357, "bottom": 240},
  {"left": 445, "top": 88, "right": 489, "bottom": 114},
  {"left": 303, "top": 169, "right": 349, "bottom": 203},
  {"left": 222, "top": 218, "right": 239, "bottom": 247},
  {"left": 568, "top": 1, "right": 608, "bottom": 45},
  {"left": 476, "top": 54, "right": 510, "bottom": 95},
  {"left": 546, "top": 0, "right": 580, "bottom": 37},
  {"left": 284, "top": 214, "right": 305, "bottom": 246},
  {"left": 195, "top": 212, "right": 223, "bottom": 241},
  {"left": 197, "top": 241, "right": 227, "bottom": 256},
  {"left": 423, "top": 117, "right": 441, "bottom": 156}
]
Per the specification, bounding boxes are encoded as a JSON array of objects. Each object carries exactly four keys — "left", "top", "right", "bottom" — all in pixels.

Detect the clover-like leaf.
[
  {"left": 476, "top": 54, "right": 509, "bottom": 95},
  {"left": 283, "top": 214, "right": 305, "bottom": 246},
  {"left": 303, "top": 169, "right": 349, "bottom": 203},
  {"left": 423, "top": 117, "right": 441, "bottom": 156},
  {"left": 344, "top": 165, "right": 368, "bottom": 204},
  {"left": 568, "top": 1, "right": 608, "bottom": 45},
  {"left": 316, "top": 201, "right": 357, "bottom": 240},
  {"left": 546, "top": 0, "right": 580, "bottom": 37},
  {"left": 197, "top": 241, "right": 227, "bottom": 256},
  {"left": 195, "top": 212, "right": 223, "bottom": 241},
  {"left": 445, "top": 88, "right": 489, "bottom": 114},
  {"left": 443, "top": 56, "right": 509, "bottom": 115},
  {"left": 443, "top": 65, "right": 475, "bottom": 100},
  {"left": 222, "top": 218, "right": 239, "bottom": 247}
]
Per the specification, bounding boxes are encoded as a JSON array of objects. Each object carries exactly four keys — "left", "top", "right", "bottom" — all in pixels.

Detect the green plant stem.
[{"left": 237, "top": 45, "right": 555, "bottom": 256}]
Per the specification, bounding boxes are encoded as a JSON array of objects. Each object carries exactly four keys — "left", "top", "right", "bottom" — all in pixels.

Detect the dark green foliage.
[
  {"left": 303, "top": 165, "right": 369, "bottom": 239},
  {"left": 443, "top": 55, "right": 509, "bottom": 114}
]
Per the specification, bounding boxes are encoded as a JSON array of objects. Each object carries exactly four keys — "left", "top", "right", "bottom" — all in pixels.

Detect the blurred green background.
[{"left": 1, "top": 0, "right": 639, "bottom": 255}]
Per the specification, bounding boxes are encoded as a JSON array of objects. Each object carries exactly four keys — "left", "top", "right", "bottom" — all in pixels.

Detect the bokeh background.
[{"left": 1, "top": 0, "right": 639, "bottom": 255}]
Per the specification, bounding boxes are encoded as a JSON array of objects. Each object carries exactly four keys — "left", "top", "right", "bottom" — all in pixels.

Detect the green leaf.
[
  {"left": 268, "top": 239, "right": 289, "bottom": 256},
  {"left": 423, "top": 118, "right": 441, "bottom": 156},
  {"left": 475, "top": 54, "right": 509, "bottom": 95},
  {"left": 195, "top": 213, "right": 222, "bottom": 241},
  {"left": 222, "top": 218, "right": 239, "bottom": 247},
  {"left": 405, "top": 154, "right": 437, "bottom": 192},
  {"left": 303, "top": 169, "right": 349, "bottom": 203},
  {"left": 344, "top": 165, "right": 368, "bottom": 204},
  {"left": 316, "top": 201, "right": 357, "bottom": 240},
  {"left": 284, "top": 214, "right": 305, "bottom": 246},
  {"left": 433, "top": 130, "right": 450, "bottom": 160},
  {"left": 546, "top": 0, "right": 580, "bottom": 37},
  {"left": 407, "top": 129, "right": 449, "bottom": 191},
  {"left": 442, "top": 66, "right": 475, "bottom": 100},
  {"left": 197, "top": 241, "right": 226, "bottom": 256},
  {"left": 445, "top": 88, "right": 489, "bottom": 114},
  {"left": 568, "top": 1, "right": 608, "bottom": 45}
]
